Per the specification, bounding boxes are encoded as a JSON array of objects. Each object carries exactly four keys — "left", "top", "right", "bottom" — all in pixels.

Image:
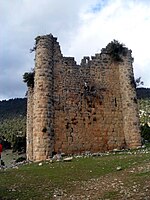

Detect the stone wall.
[
  {"left": 26, "top": 87, "right": 33, "bottom": 160},
  {"left": 118, "top": 51, "right": 141, "bottom": 148},
  {"left": 26, "top": 34, "right": 141, "bottom": 161},
  {"left": 32, "top": 35, "right": 55, "bottom": 161}
]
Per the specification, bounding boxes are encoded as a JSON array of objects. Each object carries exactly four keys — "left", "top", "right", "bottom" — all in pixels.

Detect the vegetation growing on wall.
[
  {"left": 106, "top": 40, "right": 128, "bottom": 62},
  {"left": 23, "top": 69, "right": 35, "bottom": 88}
]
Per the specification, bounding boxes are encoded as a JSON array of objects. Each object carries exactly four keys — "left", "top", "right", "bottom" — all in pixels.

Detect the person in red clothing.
[{"left": 0, "top": 141, "right": 5, "bottom": 167}]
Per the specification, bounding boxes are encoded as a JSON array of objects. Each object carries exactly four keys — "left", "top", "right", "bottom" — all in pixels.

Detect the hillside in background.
[
  {"left": 0, "top": 98, "right": 27, "bottom": 120},
  {"left": 136, "top": 87, "right": 150, "bottom": 99},
  {"left": 0, "top": 88, "right": 149, "bottom": 149},
  {"left": 137, "top": 88, "right": 150, "bottom": 142},
  {"left": 0, "top": 98, "right": 27, "bottom": 150},
  {"left": 136, "top": 88, "right": 150, "bottom": 124}
]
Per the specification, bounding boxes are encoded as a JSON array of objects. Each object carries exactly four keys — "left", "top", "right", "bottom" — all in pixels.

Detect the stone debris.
[
  {"left": 52, "top": 153, "right": 62, "bottom": 162},
  {"left": 1, "top": 146, "right": 150, "bottom": 170},
  {"left": 38, "top": 162, "right": 43, "bottom": 166},
  {"left": 62, "top": 162, "right": 150, "bottom": 199},
  {"left": 63, "top": 157, "right": 73, "bottom": 162},
  {"left": 116, "top": 166, "right": 122, "bottom": 171}
]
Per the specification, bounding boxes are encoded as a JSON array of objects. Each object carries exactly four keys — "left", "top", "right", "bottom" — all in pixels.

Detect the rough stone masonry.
[{"left": 26, "top": 34, "right": 141, "bottom": 161}]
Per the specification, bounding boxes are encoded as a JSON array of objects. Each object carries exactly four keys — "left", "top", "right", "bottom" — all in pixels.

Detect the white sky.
[{"left": 0, "top": 0, "right": 150, "bottom": 100}]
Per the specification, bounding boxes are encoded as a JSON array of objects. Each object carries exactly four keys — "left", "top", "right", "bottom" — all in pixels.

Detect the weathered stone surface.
[{"left": 26, "top": 34, "right": 141, "bottom": 161}]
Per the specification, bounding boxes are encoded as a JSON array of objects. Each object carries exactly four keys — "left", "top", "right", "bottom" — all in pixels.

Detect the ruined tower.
[{"left": 26, "top": 34, "right": 141, "bottom": 162}]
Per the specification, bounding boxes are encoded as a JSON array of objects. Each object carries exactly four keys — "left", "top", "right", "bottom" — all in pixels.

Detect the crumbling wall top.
[{"left": 35, "top": 33, "right": 57, "bottom": 45}]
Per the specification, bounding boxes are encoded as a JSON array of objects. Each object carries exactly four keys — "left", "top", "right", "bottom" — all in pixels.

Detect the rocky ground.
[
  {"left": 0, "top": 148, "right": 150, "bottom": 200},
  {"left": 50, "top": 167, "right": 150, "bottom": 199},
  {"left": 61, "top": 163, "right": 150, "bottom": 200},
  {"left": 52, "top": 149, "right": 150, "bottom": 200}
]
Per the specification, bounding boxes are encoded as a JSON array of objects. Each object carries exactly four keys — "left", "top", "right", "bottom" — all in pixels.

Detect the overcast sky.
[{"left": 1, "top": 0, "right": 150, "bottom": 100}]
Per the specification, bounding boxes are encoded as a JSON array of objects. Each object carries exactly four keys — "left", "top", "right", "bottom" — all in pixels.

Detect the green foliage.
[
  {"left": 0, "top": 98, "right": 26, "bottom": 151},
  {"left": 23, "top": 70, "right": 34, "bottom": 87},
  {"left": 0, "top": 117, "right": 26, "bottom": 150},
  {"left": 106, "top": 40, "right": 127, "bottom": 62},
  {"left": 12, "top": 135, "right": 26, "bottom": 153},
  {"left": 138, "top": 97, "right": 150, "bottom": 142},
  {"left": 138, "top": 99, "right": 150, "bottom": 125},
  {"left": 135, "top": 77, "right": 144, "bottom": 88},
  {"left": 141, "top": 123, "right": 150, "bottom": 142}
]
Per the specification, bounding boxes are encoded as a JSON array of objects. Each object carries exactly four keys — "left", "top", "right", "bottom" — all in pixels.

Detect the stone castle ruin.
[{"left": 26, "top": 34, "right": 141, "bottom": 161}]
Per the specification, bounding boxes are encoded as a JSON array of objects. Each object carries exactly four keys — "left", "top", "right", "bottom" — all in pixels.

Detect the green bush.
[
  {"left": 23, "top": 70, "right": 34, "bottom": 87},
  {"left": 106, "top": 40, "right": 127, "bottom": 62},
  {"left": 12, "top": 135, "right": 26, "bottom": 153},
  {"left": 141, "top": 123, "right": 150, "bottom": 142}
]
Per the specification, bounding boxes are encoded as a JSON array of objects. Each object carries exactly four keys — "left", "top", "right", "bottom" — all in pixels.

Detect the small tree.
[
  {"left": 106, "top": 40, "right": 127, "bottom": 62},
  {"left": 135, "top": 77, "right": 144, "bottom": 88},
  {"left": 23, "top": 69, "right": 35, "bottom": 88}
]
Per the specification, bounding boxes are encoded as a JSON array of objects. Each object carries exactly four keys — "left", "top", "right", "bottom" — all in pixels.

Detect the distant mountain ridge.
[
  {"left": 136, "top": 88, "right": 150, "bottom": 99},
  {"left": 0, "top": 98, "right": 27, "bottom": 121}
]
